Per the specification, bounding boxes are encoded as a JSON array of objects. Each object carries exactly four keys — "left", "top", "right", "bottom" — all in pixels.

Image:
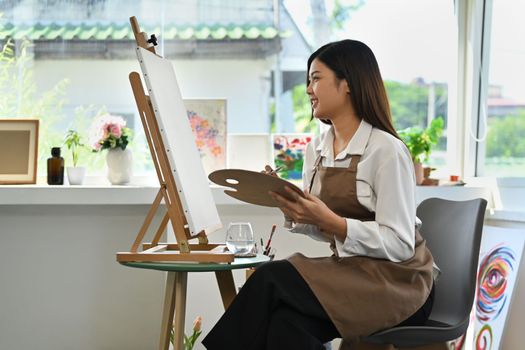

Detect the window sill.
[
  {"left": 0, "top": 177, "right": 492, "bottom": 205},
  {"left": 1, "top": 176, "right": 522, "bottom": 223},
  {"left": 486, "top": 210, "right": 525, "bottom": 223},
  {"left": 0, "top": 182, "right": 238, "bottom": 206}
]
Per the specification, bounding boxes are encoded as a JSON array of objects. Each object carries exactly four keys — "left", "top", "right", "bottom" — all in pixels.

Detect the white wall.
[
  {"left": 33, "top": 58, "right": 273, "bottom": 133},
  {"left": 0, "top": 203, "right": 331, "bottom": 350},
  {"left": 1, "top": 201, "right": 523, "bottom": 350},
  {"left": 0, "top": 205, "right": 166, "bottom": 350}
]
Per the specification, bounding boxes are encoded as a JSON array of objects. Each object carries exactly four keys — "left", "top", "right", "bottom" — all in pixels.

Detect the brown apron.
[{"left": 288, "top": 141, "right": 434, "bottom": 346}]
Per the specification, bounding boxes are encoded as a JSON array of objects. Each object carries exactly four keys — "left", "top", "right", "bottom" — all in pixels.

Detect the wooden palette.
[{"left": 209, "top": 169, "right": 305, "bottom": 207}]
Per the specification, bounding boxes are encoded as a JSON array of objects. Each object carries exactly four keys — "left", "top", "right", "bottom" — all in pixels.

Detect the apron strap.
[
  {"left": 348, "top": 154, "right": 361, "bottom": 172},
  {"left": 308, "top": 153, "right": 323, "bottom": 193}
]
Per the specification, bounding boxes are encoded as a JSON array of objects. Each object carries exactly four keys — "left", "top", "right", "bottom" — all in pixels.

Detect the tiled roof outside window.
[{"left": 0, "top": 22, "right": 285, "bottom": 41}]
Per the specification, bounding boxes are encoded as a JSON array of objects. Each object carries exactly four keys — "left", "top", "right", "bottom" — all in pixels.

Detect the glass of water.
[{"left": 225, "top": 222, "right": 255, "bottom": 256}]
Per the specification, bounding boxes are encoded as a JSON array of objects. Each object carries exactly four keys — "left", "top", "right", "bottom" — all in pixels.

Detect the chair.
[{"left": 363, "top": 197, "right": 487, "bottom": 349}]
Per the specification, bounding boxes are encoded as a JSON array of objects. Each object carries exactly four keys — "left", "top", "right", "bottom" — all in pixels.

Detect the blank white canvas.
[{"left": 136, "top": 47, "right": 221, "bottom": 235}]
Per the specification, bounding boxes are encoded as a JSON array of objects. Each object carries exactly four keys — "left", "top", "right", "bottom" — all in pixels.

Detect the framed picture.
[
  {"left": 272, "top": 133, "right": 313, "bottom": 181},
  {"left": 0, "top": 119, "right": 39, "bottom": 184},
  {"left": 184, "top": 99, "right": 227, "bottom": 176}
]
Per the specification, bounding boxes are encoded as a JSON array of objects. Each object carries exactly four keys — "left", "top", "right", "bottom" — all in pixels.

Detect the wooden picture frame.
[{"left": 0, "top": 119, "right": 39, "bottom": 184}]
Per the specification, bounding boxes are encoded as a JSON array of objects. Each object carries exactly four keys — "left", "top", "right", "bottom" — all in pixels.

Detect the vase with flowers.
[{"left": 90, "top": 114, "right": 133, "bottom": 185}]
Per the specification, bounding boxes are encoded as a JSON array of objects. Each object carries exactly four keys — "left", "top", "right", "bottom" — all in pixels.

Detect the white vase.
[
  {"left": 106, "top": 148, "right": 133, "bottom": 185},
  {"left": 67, "top": 166, "right": 86, "bottom": 185}
]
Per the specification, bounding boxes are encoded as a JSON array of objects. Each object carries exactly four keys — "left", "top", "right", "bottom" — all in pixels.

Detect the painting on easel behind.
[{"left": 184, "top": 99, "right": 227, "bottom": 176}]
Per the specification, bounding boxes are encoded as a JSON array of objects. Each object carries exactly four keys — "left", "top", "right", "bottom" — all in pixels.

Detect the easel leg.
[
  {"left": 173, "top": 272, "right": 188, "bottom": 350},
  {"left": 159, "top": 272, "right": 177, "bottom": 350},
  {"left": 215, "top": 270, "right": 237, "bottom": 309}
]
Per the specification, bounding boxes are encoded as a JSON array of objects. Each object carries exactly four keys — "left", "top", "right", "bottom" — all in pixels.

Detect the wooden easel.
[{"left": 116, "top": 17, "right": 234, "bottom": 264}]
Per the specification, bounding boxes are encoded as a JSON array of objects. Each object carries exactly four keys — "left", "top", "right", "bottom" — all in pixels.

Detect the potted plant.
[
  {"left": 398, "top": 117, "right": 444, "bottom": 185},
  {"left": 64, "top": 129, "right": 86, "bottom": 185}
]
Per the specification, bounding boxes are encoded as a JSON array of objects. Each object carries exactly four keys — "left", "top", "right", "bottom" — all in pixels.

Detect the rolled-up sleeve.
[
  {"left": 337, "top": 150, "right": 416, "bottom": 262},
  {"left": 289, "top": 223, "right": 332, "bottom": 242}
]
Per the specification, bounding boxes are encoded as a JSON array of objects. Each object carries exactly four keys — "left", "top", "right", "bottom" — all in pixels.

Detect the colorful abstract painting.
[
  {"left": 184, "top": 99, "right": 227, "bottom": 176},
  {"left": 452, "top": 335, "right": 467, "bottom": 350},
  {"left": 472, "top": 226, "right": 524, "bottom": 350},
  {"left": 272, "top": 134, "right": 313, "bottom": 181}
]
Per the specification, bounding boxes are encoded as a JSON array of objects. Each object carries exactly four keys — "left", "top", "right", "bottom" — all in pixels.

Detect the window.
[
  {"left": 1, "top": 0, "right": 458, "bottom": 179},
  {"left": 283, "top": 0, "right": 457, "bottom": 175},
  {"left": 478, "top": 0, "right": 525, "bottom": 177},
  {"left": 0, "top": 0, "right": 281, "bottom": 176}
]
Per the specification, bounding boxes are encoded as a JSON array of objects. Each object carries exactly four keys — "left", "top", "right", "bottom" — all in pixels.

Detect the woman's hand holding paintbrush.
[{"left": 261, "top": 165, "right": 282, "bottom": 177}]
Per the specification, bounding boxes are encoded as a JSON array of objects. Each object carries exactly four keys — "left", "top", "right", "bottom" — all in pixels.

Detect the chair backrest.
[{"left": 417, "top": 197, "right": 487, "bottom": 326}]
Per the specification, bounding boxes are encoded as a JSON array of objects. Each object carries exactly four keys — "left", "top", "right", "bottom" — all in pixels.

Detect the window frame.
[{"left": 468, "top": 0, "right": 524, "bottom": 182}]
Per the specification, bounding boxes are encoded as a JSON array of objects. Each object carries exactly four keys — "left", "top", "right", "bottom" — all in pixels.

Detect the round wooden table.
[{"left": 121, "top": 254, "right": 271, "bottom": 350}]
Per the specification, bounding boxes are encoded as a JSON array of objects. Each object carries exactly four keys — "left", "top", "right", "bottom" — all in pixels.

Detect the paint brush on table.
[{"left": 263, "top": 224, "right": 277, "bottom": 256}]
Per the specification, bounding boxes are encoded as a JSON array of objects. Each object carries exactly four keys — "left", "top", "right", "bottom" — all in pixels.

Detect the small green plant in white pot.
[
  {"left": 398, "top": 117, "right": 444, "bottom": 185},
  {"left": 64, "top": 129, "right": 86, "bottom": 185}
]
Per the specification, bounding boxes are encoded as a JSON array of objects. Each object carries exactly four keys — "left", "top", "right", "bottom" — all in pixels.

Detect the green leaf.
[{"left": 398, "top": 117, "right": 444, "bottom": 163}]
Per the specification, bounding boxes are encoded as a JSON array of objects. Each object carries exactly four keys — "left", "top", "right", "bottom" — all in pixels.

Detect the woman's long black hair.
[{"left": 307, "top": 39, "right": 400, "bottom": 140}]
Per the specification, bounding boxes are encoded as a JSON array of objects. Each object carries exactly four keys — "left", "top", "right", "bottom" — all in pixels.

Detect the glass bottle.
[{"left": 47, "top": 147, "right": 64, "bottom": 185}]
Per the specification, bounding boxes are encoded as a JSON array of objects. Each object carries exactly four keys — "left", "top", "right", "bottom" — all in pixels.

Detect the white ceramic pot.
[
  {"left": 106, "top": 147, "right": 133, "bottom": 185},
  {"left": 67, "top": 166, "right": 86, "bottom": 185}
]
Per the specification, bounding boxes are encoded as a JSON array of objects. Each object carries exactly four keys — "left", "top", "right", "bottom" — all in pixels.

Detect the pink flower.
[
  {"left": 92, "top": 142, "right": 102, "bottom": 151},
  {"left": 89, "top": 113, "right": 129, "bottom": 151},
  {"left": 193, "top": 316, "right": 202, "bottom": 332},
  {"left": 110, "top": 124, "right": 122, "bottom": 138}
]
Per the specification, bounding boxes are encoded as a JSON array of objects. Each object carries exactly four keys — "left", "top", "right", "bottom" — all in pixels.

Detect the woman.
[{"left": 203, "top": 39, "right": 436, "bottom": 350}]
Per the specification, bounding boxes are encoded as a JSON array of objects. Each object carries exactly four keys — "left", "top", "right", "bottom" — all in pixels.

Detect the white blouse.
[{"left": 289, "top": 120, "right": 419, "bottom": 262}]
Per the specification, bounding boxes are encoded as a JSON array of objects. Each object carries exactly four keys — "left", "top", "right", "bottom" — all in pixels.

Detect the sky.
[
  {"left": 489, "top": 0, "right": 525, "bottom": 101},
  {"left": 284, "top": 0, "right": 524, "bottom": 101}
]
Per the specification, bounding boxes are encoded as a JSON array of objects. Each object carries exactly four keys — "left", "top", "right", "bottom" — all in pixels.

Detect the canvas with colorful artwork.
[
  {"left": 184, "top": 99, "right": 227, "bottom": 176},
  {"left": 448, "top": 226, "right": 525, "bottom": 350},
  {"left": 471, "top": 226, "right": 524, "bottom": 350},
  {"left": 272, "top": 134, "right": 313, "bottom": 181}
]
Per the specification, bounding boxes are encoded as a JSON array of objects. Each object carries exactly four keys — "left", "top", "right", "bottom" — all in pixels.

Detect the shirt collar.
[{"left": 316, "top": 120, "right": 373, "bottom": 159}]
